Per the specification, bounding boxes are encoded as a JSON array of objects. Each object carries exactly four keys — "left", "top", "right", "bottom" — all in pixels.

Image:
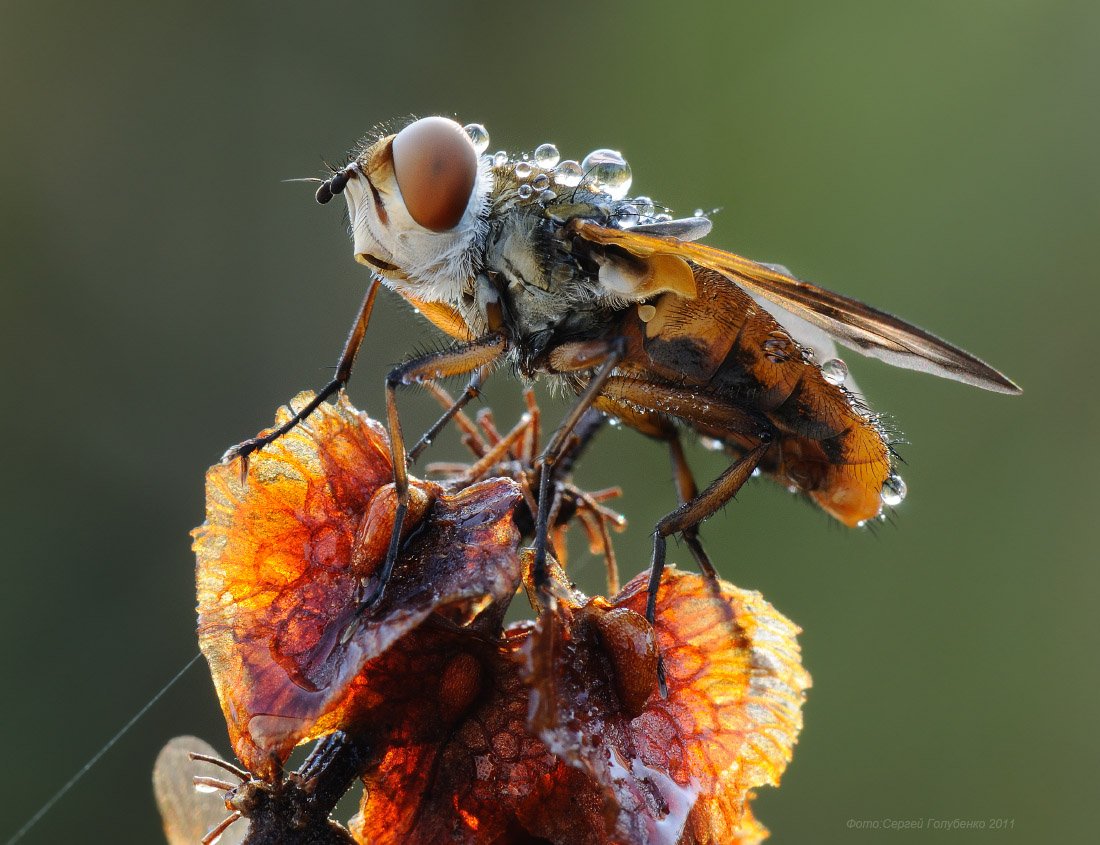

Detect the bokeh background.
[{"left": 2, "top": 1, "right": 1097, "bottom": 842}]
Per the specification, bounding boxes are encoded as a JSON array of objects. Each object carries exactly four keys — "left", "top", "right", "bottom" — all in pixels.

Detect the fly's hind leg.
[
  {"left": 224, "top": 277, "right": 382, "bottom": 467},
  {"left": 649, "top": 439, "right": 770, "bottom": 695},
  {"left": 598, "top": 376, "right": 775, "bottom": 695},
  {"left": 649, "top": 439, "right": 771, "bottom": 623},
  {"left": 666, "top": 432, "right": 718, "bottom": 580}
]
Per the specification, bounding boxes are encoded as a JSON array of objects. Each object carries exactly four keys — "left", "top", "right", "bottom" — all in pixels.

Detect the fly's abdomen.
[{"left": 634, "top": 268, "right": 892, "bottom": 526}]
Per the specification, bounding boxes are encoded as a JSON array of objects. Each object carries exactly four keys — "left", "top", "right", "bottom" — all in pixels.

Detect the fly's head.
[{"left": 331, "top": 117, "right": 493, "bottom": 304}]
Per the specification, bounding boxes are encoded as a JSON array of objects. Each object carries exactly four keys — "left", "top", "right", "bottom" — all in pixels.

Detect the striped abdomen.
[{"left": 614, "top": 268, "right": 892, "bottom": 526}]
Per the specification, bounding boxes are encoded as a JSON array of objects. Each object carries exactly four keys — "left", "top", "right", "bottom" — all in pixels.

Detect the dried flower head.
[
  {"left": 351, "top": 558, "right": 809, "bottom": 845},
  {"left": 181, "top": 392, "right": 809, "bottom": 844}
]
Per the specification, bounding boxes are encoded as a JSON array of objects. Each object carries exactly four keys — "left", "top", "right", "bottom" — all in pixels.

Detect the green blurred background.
[{"left": 2, "top": 1, "right": 1096, "bottom": 842}]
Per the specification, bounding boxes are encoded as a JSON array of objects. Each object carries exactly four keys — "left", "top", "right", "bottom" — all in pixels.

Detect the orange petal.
[
  {"left": 195, "top": 394, "right": 524, "bottom": 775},
  {"left": 522, "top": 566, "right": 810, "bottom": 844},
  {"left": 351, "top": 567, "right": 808, "bottom": 845},
  {"left": 351, "top": 625, "right": 615, "bottom": 845}
]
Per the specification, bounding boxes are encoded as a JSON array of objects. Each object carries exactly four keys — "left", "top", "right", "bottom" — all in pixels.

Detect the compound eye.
[{"left": 392, "top": 117, "right": 478, "bottom": 232}]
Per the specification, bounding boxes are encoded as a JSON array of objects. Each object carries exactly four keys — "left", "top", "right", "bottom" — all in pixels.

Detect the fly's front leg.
[
  {"left": 224, "top": 277, "right": 382, "bottom": 467},
  {"left": 531, "top": 337, "right": 626, "bottom": 602},
  {"left": 359, "top": 333, "right": 507, "bottom": 612}
]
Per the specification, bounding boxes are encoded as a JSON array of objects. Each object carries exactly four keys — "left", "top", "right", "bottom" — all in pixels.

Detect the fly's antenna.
[{"left": 315, "top": 163, "right": 359, "bottom": 205}]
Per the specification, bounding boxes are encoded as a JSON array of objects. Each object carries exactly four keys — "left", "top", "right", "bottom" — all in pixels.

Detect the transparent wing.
[
  {"left": 153, "top": 736, "right": 247, "bottom": 845},
  {"left": 571, "top": 220, "right": 1021, "bottom": 394}
]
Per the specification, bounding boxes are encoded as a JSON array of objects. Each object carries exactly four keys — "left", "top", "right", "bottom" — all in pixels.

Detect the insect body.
[{"left": 232, "top": 116, "right": 1019, "bottom": 631}]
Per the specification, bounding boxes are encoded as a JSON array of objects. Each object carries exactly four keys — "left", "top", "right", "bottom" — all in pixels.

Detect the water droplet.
[
  {"left": 463, "top": 123, "right": 489, "bottom": 154},
  {"left": 700, "top": 436, "right": 725, "bottom": 452},
  {"left": 538, "top": 189, "right": 556, "bottom": 203},
  {"left": 554, "top": 159, "right": 583, "bottom": 187},
  {"left": 632, "top": 195, "right": 655, "bottom": 217},
  {"left": 517, "top": 183, "right": 534, "bottom": 200},
  {"left": 514, "top": 161, "right": 533, "bottom": 180},
  {"left": 581, "top": 148, "right": 632, "bottom": 200},
  {"left": 763, "top": 331, "right": 792, "bottom": 363},
  {"left": 532, "top": 173, "right": 550, "bottom": 190},
  {"left": 693, "top": 208, "right": 705, "bottom": 217},
  {"left": 617, "top": 207, "right": 640, "bottom": 228},
  {"left": 881, "top": 474, "right": 907, "bottom": 507},
  {"left": 533, "top": 143, "right": 560, "bottom": 168},
  {"left": 492, "top": 150, "right": 508, "bottom": 167},
  {"left": 821, "top": 357, "right": 848, "bottom": 385}
]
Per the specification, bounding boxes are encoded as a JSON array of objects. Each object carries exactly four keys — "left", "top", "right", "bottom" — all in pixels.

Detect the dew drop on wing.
[{"left": 617, "top": 205, "right": 640, "bottom": 228}]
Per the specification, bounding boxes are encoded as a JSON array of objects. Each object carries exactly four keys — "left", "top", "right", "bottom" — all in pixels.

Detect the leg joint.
[{"left": 385, "top": 367, "right": 412, "bottom": 390}]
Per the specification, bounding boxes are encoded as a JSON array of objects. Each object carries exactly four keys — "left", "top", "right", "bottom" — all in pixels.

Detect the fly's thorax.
[{"left": 479, "top": 204, "right": 620, "bottom": 356}]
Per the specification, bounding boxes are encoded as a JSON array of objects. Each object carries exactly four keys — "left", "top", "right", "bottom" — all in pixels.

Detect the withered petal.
[
  {"left": 350, "top": 567, "right": 808, "bottom": 845},
  {"left": 351, "top": 627, "right": 615, "bottom": 845},
  {"left": 523, "top": 566, "right": 810, "bottom": 845},
  {"left": 194, "top": 394, "right": 524, "bottom": 775}
]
